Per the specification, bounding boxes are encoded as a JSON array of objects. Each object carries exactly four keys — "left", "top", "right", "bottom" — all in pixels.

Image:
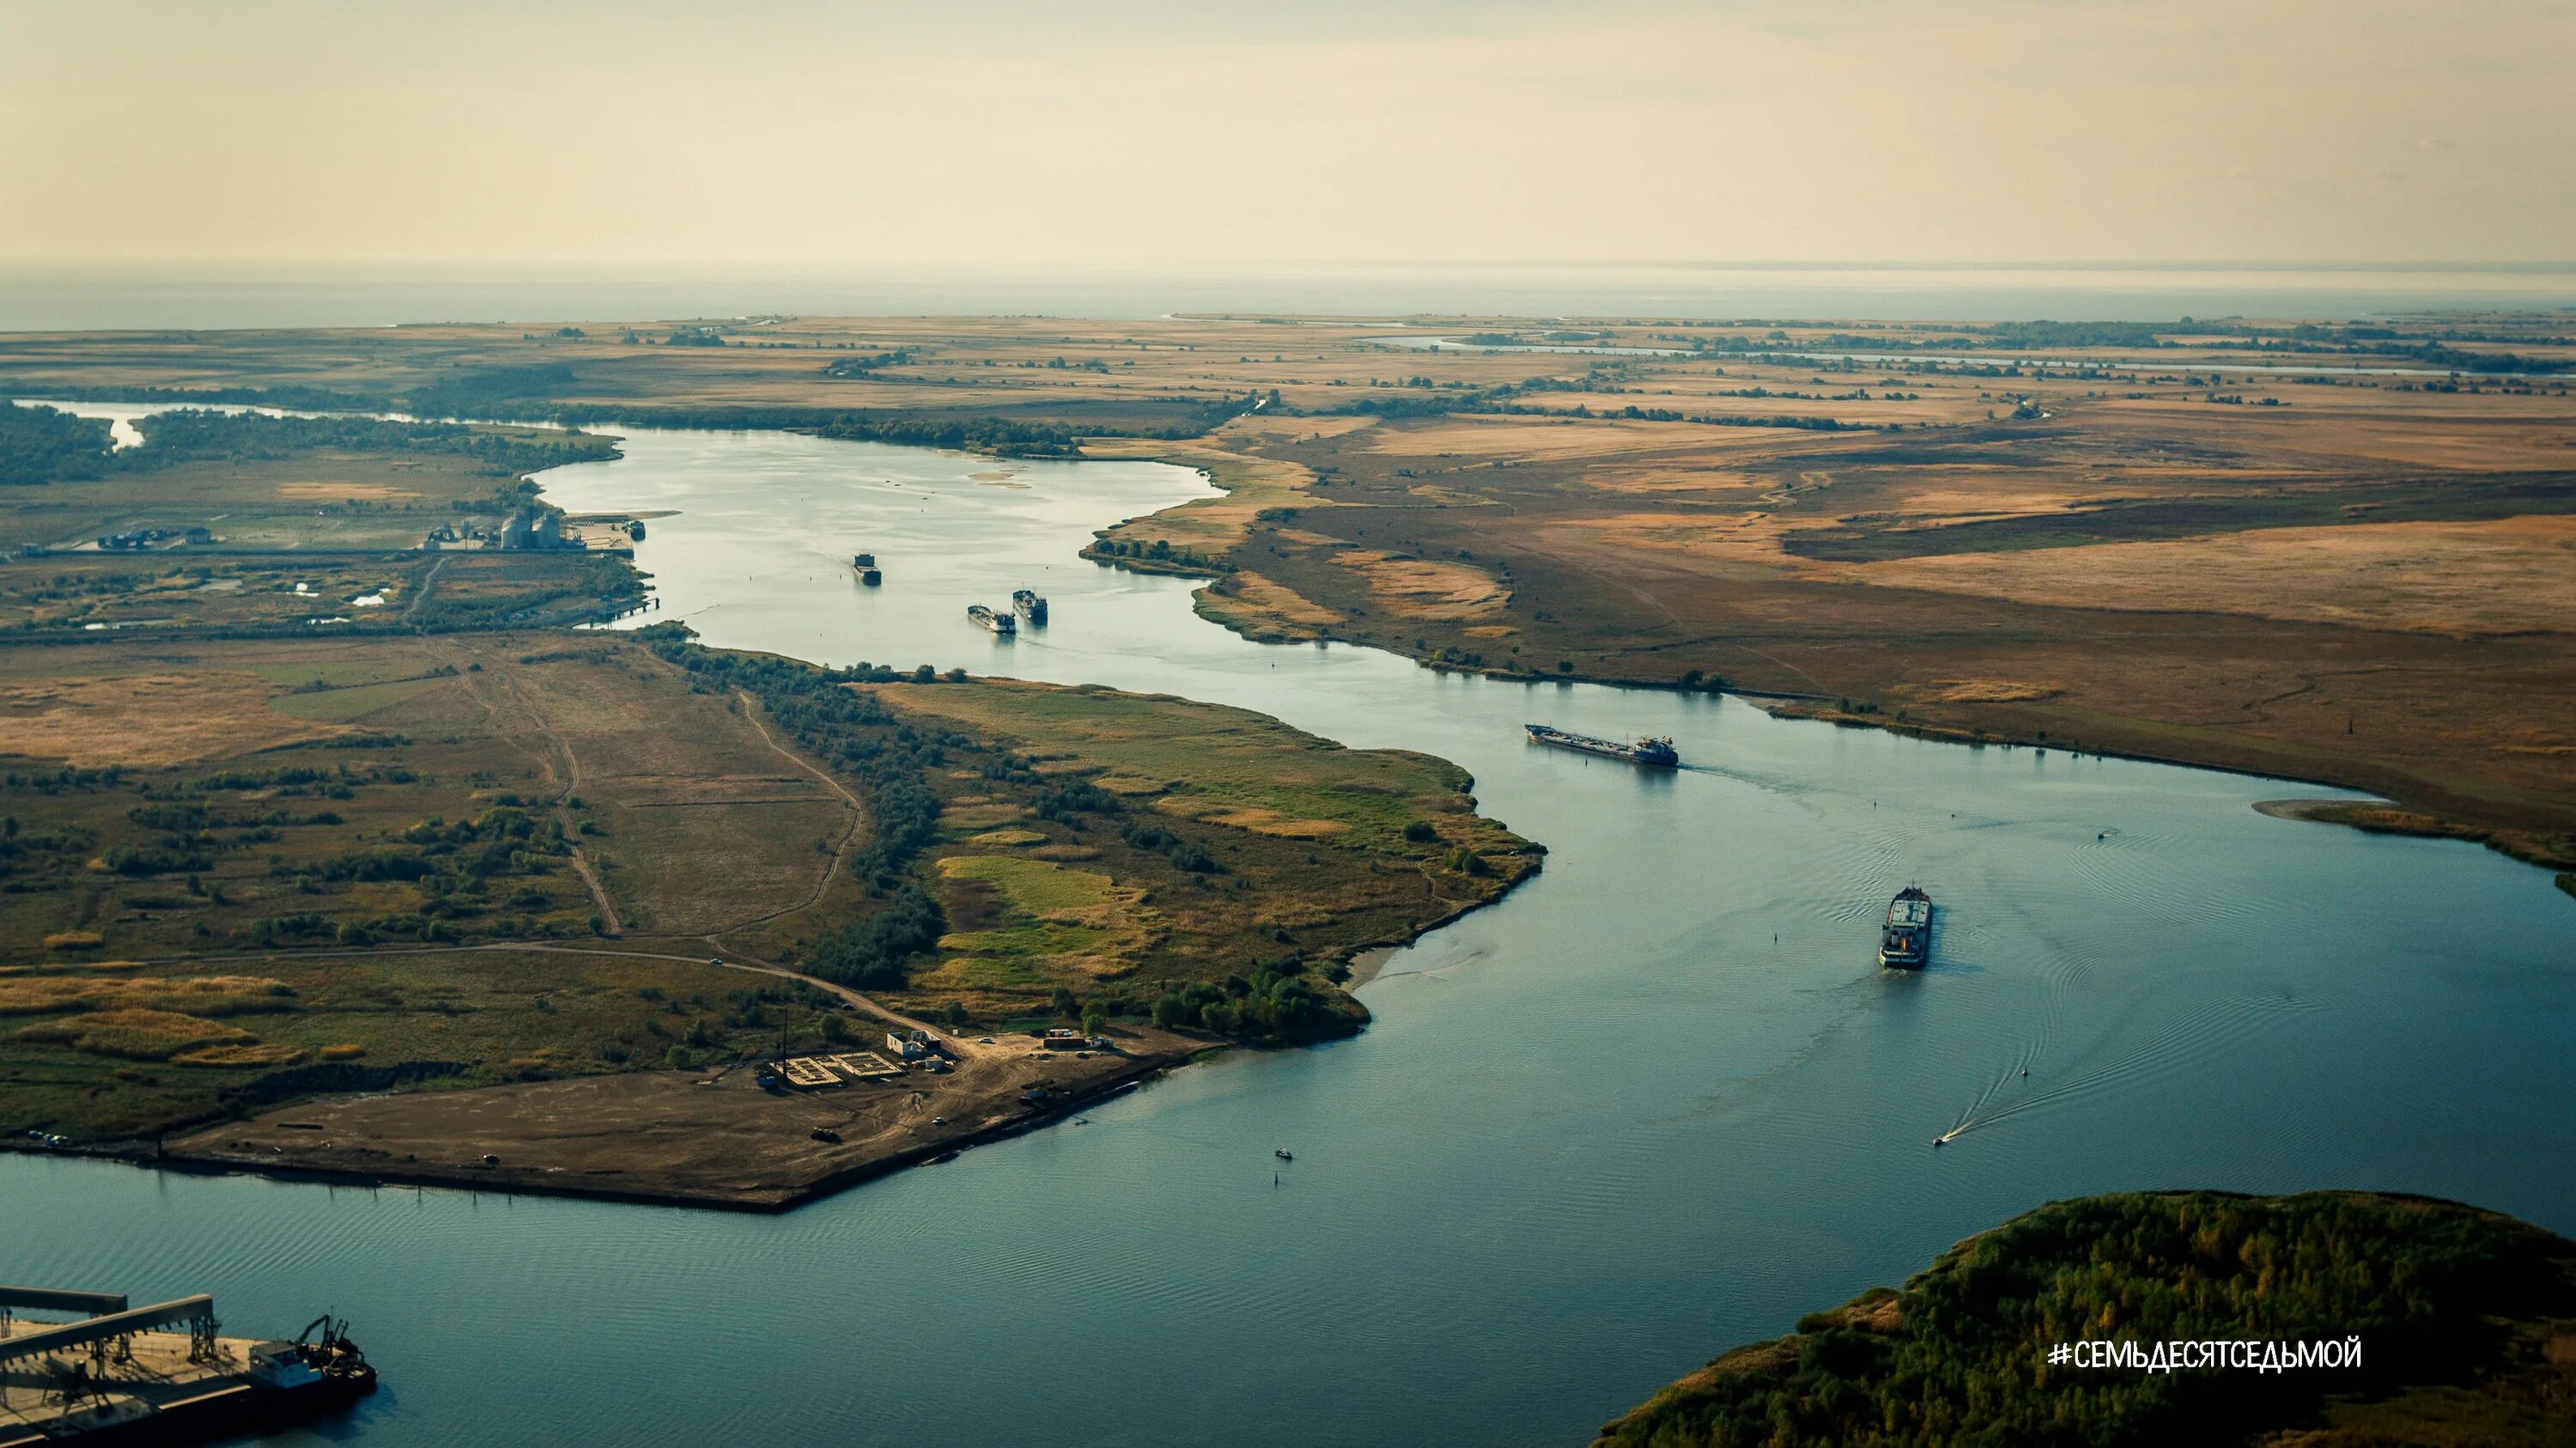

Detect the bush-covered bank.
[{"left": 1594, "top": 1189, "right": 2576, "bottom": 1448}]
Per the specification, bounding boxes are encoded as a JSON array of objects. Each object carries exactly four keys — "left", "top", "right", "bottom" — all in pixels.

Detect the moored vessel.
[
  {"left": 1523, "top": 723, "right": 1679, "bottom": 768},
  {"left": 967, "top": 603, "right": 1016, "bottom": 636},
  {"left": 1877, "top": 885, "right": 1933, "bottom": 969},
  {"left": 0, "top": 1291, "right": 375, "bottom": 1447},
  {"left": 1012, "top": 587, "right": 1048, "bottom": 624}
]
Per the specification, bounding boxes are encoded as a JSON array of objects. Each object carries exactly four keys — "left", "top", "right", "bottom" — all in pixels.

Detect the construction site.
[{"left": 0, "top": 1287, "right": 374, "bottom": 1446}]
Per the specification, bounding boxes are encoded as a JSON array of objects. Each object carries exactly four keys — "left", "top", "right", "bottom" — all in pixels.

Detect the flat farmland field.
[{"left": 7, "top": 311, "right": 2572, "bottom": 865}]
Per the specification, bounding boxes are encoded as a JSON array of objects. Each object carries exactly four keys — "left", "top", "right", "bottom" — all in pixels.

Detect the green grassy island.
[{"left": 1595, "top": 1191, "right": 2576, "bottom": 1448}]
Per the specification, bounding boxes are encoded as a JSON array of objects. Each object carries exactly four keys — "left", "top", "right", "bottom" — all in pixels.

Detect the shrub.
[{"left": 18, "top": 1008, "right": 252, "bottom": 1060}]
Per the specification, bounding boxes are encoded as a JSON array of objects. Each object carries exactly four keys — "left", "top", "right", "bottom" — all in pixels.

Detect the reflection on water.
[{"left": 7, "top": 425, "right": 2572, "bottom": 1448}]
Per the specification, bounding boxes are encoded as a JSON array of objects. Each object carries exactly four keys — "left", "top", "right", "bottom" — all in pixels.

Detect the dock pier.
[{"left": 0, "top": 1287, "right": 374, "bottom": 1446}]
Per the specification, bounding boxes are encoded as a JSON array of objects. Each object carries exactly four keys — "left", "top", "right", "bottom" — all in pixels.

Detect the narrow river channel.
[{"left": 9, "top": 423, "right": 2573, "bottom": 1447}]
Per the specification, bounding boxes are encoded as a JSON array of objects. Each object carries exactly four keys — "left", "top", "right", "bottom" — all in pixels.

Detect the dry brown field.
[
  {"left": 7, "top": 311, "right": 2572, "bottom": 867},
  {"left": 0, "top": 630, "right": 880, "bottom": 1135},
  {"left": 0, "top": 631, "right": 864, "bottom": 963},
  {"left": 0, "top": 626, "right": 1534, "bottom": 1147}
]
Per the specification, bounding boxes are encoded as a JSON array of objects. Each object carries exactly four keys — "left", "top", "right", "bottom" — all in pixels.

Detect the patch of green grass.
[
  {"left": 850, "top": 677, "right": 1534, "bottom": 1035},
  {"left": 937, "top": 854, "right": 1124, "bottom": 915},
  {"left": 927, "top": 855, "right": 1151, "bottom": 987},
  {"left": 938, "top": 920, "right": 1129, "bottom": 967},
  {"left": 267, "top": 675, "right": 451, "bottom": 721},
  {"left": 879, "top": 679, "right": 1503, "bottom": 855},
  {"left": 919, "top": 952, "right": 1050, "bottom": 990},
  {"left": 247, "top": 659, "right": 428, "bottom": 688}
]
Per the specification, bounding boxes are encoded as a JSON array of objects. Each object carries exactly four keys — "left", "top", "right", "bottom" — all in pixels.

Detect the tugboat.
[
  {"left": 247, "top": 1315, "right": 378, "bottom": 1421},
  {"left": 1877, "top": 885, "right": 1933, "bottom": 969},
  {"left": 967, "top": 603, "right": 1016, "bottom": 636},
  {"left": 852, "top": 553, "right": 881, "bottom": 586},
  {"left": 1524, "top": 723, "right": 1680, "bottom": 768},
  {"left": 1012, "top": 587, "right": 1048, "bottom": 624}
]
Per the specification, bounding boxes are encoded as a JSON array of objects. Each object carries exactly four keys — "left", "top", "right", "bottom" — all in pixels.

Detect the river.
[{"left": 7, "top": 424, "right": 2573, "bottom": 1447}]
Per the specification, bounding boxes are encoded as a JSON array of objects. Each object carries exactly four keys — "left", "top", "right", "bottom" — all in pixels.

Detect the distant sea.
[{"left": 3, "top": 260, "right": 2573, "bottom": 331}]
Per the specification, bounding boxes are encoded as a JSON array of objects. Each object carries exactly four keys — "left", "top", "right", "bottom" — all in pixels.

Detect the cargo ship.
[
  {"left": 967, "top": 603, "right": 1016, "bottom": 636},
  {"left": 852, "top": 553, "right": 881, "bottom": 586},
  {"left": 1877, "top": 885, "right": 1933, "bottom": 969},
  {"left": 1523, "top": 723, "right": 1680, "bottom": 768},
  {"left": 1012, "top": 587, "right": 1048, "bottom": 624}
]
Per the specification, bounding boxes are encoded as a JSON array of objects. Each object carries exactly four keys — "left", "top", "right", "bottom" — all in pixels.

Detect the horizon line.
[{"left": 6, "top": 257, "right": 2576, "bottom": 276}]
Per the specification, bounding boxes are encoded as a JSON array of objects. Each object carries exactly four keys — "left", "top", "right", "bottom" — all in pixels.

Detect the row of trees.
[
  {"left": 0, "top": 404, "right": 112, "bottom": 486},
  {"left": 0, "top": 398, "right": 623, "bottom": 490},
  {"left": 637, "top": 625, "right": 962, "bottom": 992},
  {"left": 1148, "top": 967, "right": 1333, "bottom": 1038},
  {"left": 126, "top": 408, "right": 615, "bottom": 474}
]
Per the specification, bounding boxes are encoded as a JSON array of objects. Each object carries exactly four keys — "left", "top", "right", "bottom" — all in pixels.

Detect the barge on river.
[
  {"left": 1524, "top": 723, "right": 1680, "bottom": 768},
  {"left": 1877, "top": 885, "right": 1933, "bottom": 969},
  {"left": 0, "top": 1287, "right": 374, "bottom": 1447},
  {"left": 1012, "top": 588, "right": 1048, "bottom": 624},
  {"left": 967, "top": 604, "right": 1016, "bottom": 636},
  {"left": 852, "top": 553, "right": 881, "bottom": 586}
]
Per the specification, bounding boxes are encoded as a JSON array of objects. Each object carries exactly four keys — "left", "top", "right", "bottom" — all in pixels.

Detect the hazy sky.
[{"left": 4, "top": 0, "right": 2571, "bottom": 266}]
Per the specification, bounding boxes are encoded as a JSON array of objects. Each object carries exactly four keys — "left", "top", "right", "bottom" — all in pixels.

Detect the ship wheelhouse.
[{"left": 1877, "top": 886, "right": 1933, "bottom": 968}]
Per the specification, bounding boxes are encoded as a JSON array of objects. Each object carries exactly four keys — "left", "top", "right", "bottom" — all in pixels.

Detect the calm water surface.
[{"left": 7, "top": 426, "right": 2571, "bottom": 1447}]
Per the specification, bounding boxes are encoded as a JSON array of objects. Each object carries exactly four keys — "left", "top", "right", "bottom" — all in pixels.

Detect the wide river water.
[{"left": 8, "top": 425, "right": 2573, "bottom": 1446}]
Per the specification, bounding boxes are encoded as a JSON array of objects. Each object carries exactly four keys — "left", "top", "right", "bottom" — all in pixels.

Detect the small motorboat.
[{"left": 1274, "top": 1148, "right": 1294, "bottom": 1161}]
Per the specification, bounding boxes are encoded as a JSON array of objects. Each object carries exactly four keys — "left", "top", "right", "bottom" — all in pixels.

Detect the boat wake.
[
  {"left": 1673, "top": 759, "right": 1831, "bottom": 805},
  {"left": 1936, "top": 989, "right": 2324, "bottom": 1146}
]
